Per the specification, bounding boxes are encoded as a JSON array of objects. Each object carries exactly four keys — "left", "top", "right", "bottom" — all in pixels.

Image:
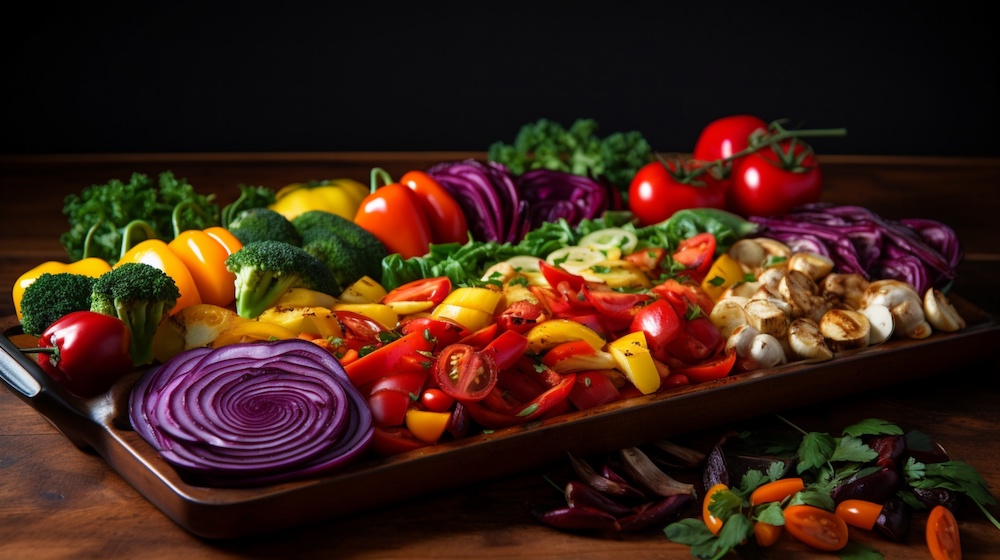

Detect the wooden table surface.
[{"left": 1, "top": 153, "right": 998, "bottom": 559}]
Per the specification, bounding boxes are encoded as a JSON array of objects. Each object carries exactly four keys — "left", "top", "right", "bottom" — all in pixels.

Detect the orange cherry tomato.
[
  {"left": 749, "top": 477, "right": 805, "bottom": 506},
  {"left": 401, "top": 170, "right": 469, "bottom": 245},
  {"left": 703, "top": 483, "right": 729, "bottom": 535},
  {"left": 835, "top": 499, "right": 883, "bottom": 530},
  {"left": 926, "top": 505, "right": 961, "bottom": 560},
  {"left": 753, "top": 522, "right": 783, "bottom": 547},
  {"left": 782, "top": 505, "right": 849, "bottom": 552}
]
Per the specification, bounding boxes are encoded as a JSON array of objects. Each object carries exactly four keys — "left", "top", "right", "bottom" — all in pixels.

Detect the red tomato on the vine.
[
  {"left": 729, "top": 138, "right": 823, "bottom": 217},
  {"left": 693, "top": 115, "right": 769, "bottom": 163},
  {"left": 628, "top": 159, "right": 725, "bottom": 226}
]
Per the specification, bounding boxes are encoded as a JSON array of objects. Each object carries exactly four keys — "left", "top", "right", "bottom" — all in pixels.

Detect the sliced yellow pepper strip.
[
  {"left": 440, "top": 286, "right": 503, "bottom": 314},
  {"left": 525, "top": 319, "right": 606, "bottom": 354},
  {"left": 608, "top": 331, "right": 661, "bottom": 395}
]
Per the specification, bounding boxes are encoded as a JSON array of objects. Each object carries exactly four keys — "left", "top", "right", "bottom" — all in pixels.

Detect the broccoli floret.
[
  {"left": 19, "top": 273, "right": 97, "bottom": 336},
  {"left": 225, "top": 240, "right": 338, "bottom": 319},
  {"left": 227, "top": 207, "right": 302, "bottom": 246},
  {"left": 91, "top": 262, "right": 181, "bottom": 365},
  {"left": 293, "top": 210, "right": 388, "bottom": 283}
]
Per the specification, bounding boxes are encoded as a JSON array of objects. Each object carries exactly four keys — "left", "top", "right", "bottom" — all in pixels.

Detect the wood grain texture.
[{"left": 1, "top": 154, "right": 998, "bottom": 559}]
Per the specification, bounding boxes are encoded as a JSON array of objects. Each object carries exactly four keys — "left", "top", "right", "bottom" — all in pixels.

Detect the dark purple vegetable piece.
[
  {"left": 702, "top": 433, "right": 797, "bottom": 491},
  {"left": 749, "top": 203, "right": 961, "bottom": 293},
  {"left": 517, "top": 169, "right": 609, "bottom": 230},
  {"left": 566, "top": 453, "right": 648, "bottom": 504},
  {"left": 869, "top": 434, "right": 908, "bottom": 470},
  {"left": 564, "top": 481, "right": 635, "bottom": 518},
  {"left": 874, "top": 496, "right": 912, "bottom": 541},
  {"left": 447, "top": 402, "right": 471, "bottom": 439},
  {"left": 129, "top": 339, "right": 373, "bottom": 487},
  {"left": 426, "top": 159, "right": 532, "bottom": 244},
  {"left": 911, "top": 487, "right": 960, "bottom": 513},
  {"left": 832, "top": 467, "right": 901, "bottom": 504},
  {"left": 617, "top": 494, "right": 692, "bottom": 532},
  {"left": 534, "top": 505, "right": 622, "bottom": 532},
  {"left": 600, "top": 463, "right": 632, "bottom": 486}
]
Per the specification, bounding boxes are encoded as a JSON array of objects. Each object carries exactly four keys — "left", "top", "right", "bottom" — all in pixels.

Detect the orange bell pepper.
[
  {"left": 354, "top": 168, "right": 434, "bottom": 260},
  {"left": 167, "top": 229, "right": 242, "bottom": 307}
]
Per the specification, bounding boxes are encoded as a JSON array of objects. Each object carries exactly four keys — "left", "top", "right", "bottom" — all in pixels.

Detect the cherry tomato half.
[
  {"left": 782, "top": 505, "right": 849, "bottom": 552},
  {"left": 672, "top": 232, "right": 717, "bottom": 283},
  {"left": 926, "top": 505, "right": 961, "bottom": 560},
  {"left": 433, "top": 343, "right": 498, "bottom": 402}
]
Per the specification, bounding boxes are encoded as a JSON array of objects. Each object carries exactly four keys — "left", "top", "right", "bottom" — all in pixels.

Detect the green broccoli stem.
[
  {"left": 236, "top": 269, "right": 299, "bottom": 319},
  {"left": 116, "top": 299, "right": 167, "bottom": 366}
]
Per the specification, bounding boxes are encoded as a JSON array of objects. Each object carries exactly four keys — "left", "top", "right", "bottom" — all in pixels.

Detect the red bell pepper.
[{"left": 32, "top": 310, "right": 134, "bottom": 397}]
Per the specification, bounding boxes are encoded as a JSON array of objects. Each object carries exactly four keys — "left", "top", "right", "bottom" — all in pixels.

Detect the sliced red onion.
[{"left": 129, "top": 339, "right": 372, "bottom": 487}]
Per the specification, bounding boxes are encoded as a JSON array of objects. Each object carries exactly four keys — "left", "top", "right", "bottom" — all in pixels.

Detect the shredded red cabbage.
[
  {"left": 749, "top": 203, "right": 962, "bottom": 294},
  {"left": 129, "top": 338, "right": 373, "bottom": 487},
  {"left": 427, "top": 160, "right": 608, "bottom": 244}
]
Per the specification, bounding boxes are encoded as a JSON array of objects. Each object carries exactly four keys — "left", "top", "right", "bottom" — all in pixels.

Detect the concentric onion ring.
[{"left": 129, "top": 338, "right": 373, "bottom": 487}]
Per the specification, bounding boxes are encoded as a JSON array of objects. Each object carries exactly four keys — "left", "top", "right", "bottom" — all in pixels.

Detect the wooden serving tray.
[{"left": 1, "top": 295, "right": 998, "bottom": 540}]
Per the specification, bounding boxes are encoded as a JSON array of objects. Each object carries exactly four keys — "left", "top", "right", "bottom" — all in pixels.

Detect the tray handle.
[{"left": 0, "top": 330, "right": 99, "bottom": 449}]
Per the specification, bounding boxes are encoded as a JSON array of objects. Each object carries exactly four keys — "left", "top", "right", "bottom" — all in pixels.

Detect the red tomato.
[
  {"left": 368, "top": 390, "right": 412, "bottom": 427},
  {"left": 382, "top": 276, "right": 451, "bottom": 306},
  {"left": 782, "top": 505, "right": 849, "bottom": 552},
  {"left": 693, "top": 115, "right": 769, "bottom": 163},
  {"left": 628, "top": 159, "right": 725, "bottom": 227},
  {"left": 666, "top": 317, "right": 725, "bottom": 365},
  {"left": 433, "top": 343, "right": 498, "bottom": 401},
  {"left": 370, "top": 426, "right": 429, "bottom": 456},
  {"left": 629, "top": 299, "right": 682, "bottom": 359},
  {"left": 400, "top": 316, "right": 471, "bottom": 346},
  {"left": 495, "top": 300, "right": 548, "bottom": 334},
  {"left": 538, "top": 259, "right": 585, "bottom": 291},
  {"left": 335, "top": 310, "right": 386, "bottom": 351},
  {"left": 729, "top": 139, "right": 823, "bottom": 218},
  {"left": 582, "top": 286, "right": 652, "bottom": 322},
  {"left": 672, "top": 232, "right": 717, "bottom": 283},
  {"left": 670, "top": 348, "right": 736, "bottom": 384},
  {"left": 420, "top": 388, "right": 455, "bottom": 413},
  {"left": 568, "top": 371, "right": 622, "bottom": 410}
]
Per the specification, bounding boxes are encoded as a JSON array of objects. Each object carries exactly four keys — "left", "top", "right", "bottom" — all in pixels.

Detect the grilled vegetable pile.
[{"left": 7, "top": 116, "right": 972, "bottom": 493}]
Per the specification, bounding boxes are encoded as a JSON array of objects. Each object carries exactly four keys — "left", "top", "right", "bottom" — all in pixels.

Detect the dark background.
[{"left": 4, "top": 2, "right": 997, "bottom": 157}]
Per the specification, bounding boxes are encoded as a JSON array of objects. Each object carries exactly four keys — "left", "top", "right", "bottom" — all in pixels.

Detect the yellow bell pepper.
[
  {"left": 338, "top": 276, "right": 388, "bottom": 304},
  {"left": 700, "top": 253, "right": 747, "bottom": 301},
  {"left": 12, "top": 257, "right": 112, "bottom": 320},
  {"left": 440, "top": 286, "right": 504, "bottom": 314},
  {"left": 608, "top": 331, "right": 660, "bottom": 395},
  {"left": 269, "top": 178, "right": 369, "bottom": 221},
  {"left": 210, "top": 319, "right": 299, "bottom": 348},
  {"left": 274, "top": 287, "right": 339, "bottom": 309},
  {"left": 430, "top": 303, "right": 493, "bottom": 332},
  {"left": 152, "top": 304, "right": 241, "bottom": 362}
]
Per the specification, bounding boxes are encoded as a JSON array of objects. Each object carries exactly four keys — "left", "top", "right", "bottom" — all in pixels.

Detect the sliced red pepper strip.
[
  {"left": 481, "top": 329, "right": 529, "bottom": 371},
  {"left": 669, "top": 348, "right": 737, "bottom": 384},
  {"left": 344, "top": 331, "right": 436, "bottom": 387},
  {"left": 466, "top": 370, "right": 577, "bottom": 430}
]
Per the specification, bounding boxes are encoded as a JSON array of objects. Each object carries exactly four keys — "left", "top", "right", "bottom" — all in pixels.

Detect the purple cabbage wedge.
[
  {"left": 749, "top": 203, "right": 962, "bottom": 294},
  {"left": 129, "top": 338, "right": 373, "bottom": 487}
]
